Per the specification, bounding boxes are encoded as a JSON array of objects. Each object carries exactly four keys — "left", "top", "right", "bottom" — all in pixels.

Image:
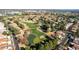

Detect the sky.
[{"left": 0, "top": 0, "right": 79, "bottom": 9}]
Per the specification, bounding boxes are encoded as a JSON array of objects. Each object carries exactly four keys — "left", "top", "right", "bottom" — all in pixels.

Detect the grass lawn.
[
  {"left": 26, "top": 22, "right": 44, "bottom": 44},
  {"left": 26, "top": 23, "right": 44, "bottom": 36},
  {"left": 24, "top": 22, "right": 59, "bottom": 49},
  {"left": 28, "top": 34, "right": 36, "bottom": 44}
]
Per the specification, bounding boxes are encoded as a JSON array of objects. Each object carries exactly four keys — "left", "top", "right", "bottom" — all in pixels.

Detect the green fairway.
[
  {"left": 26, "top": 23, "right": 44, "bottom": 36},
  {"left": 25, "top": 22, "right": 44, "bottom": 44}
]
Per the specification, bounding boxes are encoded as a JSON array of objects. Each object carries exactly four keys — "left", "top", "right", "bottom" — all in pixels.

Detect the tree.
[
  {"left": 21, "top": 47, "right": 26, "bottom": 50},
  {"left": 40, "top": 24, "right": 49, "bottom": 32},
  {"left": 18, "top": 23, "right": 25, "bottom": 29},
  {"left": 2, "top": 31, "right": 11, "bottom": 35},
  {"left": 8, "top": 26, "right": 20, "bottom": 34},
  {"left": 76, "top": 28, "right": 79, "bottom": 37}
]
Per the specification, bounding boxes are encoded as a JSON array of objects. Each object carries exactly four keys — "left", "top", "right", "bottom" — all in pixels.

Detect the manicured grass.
[
  {"left": 26, "top": 23, "right": 44, "bottom": 36},
  {"left": 26, "top": 22, "right": 59, "bottom": 49},
  {"left": 32, "top": 28, "right": 43, "bottom": 36},
  {"left": 33, "top": 37, "right": 41, "bottom": 44},
  {"left": 26, "top": 22, "right": 44, "bottom": 44},
  {"left": 26, "top": 23, "right": 37, "bottom": 28},
  {"left": 28, "top": 34, "right": 36, "bottom": 44}
]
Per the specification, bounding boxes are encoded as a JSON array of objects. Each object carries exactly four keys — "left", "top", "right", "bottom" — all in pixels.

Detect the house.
[{"left": 0, "top": 34, "right": 13, "bottom": 50}]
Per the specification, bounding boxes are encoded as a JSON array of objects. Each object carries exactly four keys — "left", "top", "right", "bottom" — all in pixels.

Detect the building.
[{"left": 0, "top": 34, "right": 13, "bottom": 50}]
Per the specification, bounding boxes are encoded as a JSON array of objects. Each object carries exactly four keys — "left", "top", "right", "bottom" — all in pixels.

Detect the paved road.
[
  {"left": 7, "top": 26, "right": 20, "bottom": 50},
  {"left": 66, "top": 23, "right": 73, "bottom": 30},
  {"left": 10, "top": 32, "right": 20, "bottom": 50}
]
